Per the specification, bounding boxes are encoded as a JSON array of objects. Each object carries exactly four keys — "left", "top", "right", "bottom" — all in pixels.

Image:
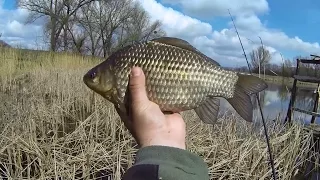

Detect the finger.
[{"left": 128, "top": 67, "right": 149, "bottom": 105}]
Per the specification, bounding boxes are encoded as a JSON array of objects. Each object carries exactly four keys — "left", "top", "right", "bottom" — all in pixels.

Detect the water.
[{"left": 219, "top": 81, "right": 320, "bottom": 125}]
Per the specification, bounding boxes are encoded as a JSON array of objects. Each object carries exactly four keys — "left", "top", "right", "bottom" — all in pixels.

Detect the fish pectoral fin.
[
  {"left": 124, "top": 84, "right": 131, "bottom": 116},
  {"left": 194, "top": 97, "right": 220, "bottom": 125},
  {"left": 114, "top": 104, "right": 133, "bottom": 131}
]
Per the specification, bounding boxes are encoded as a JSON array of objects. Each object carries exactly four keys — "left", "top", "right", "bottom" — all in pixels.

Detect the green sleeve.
[{"left": 133, "top": 145, "right": 209, "bottom": 180}]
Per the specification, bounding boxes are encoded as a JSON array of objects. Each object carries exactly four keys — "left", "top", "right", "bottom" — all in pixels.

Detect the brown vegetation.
[{"left": 0, "top": 47, "right": 318, "bottom": 179}]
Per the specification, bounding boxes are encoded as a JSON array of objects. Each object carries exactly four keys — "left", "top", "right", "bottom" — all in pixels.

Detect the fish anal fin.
[
  {"left": 194, "top": 97, "right": 220, "bottom": 124},
  {"left": 227, "top": 87, "right": 253, "bottom": 122}
]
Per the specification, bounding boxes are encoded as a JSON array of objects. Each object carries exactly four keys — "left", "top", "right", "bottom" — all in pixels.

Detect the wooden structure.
[
  {"left": 285, "top": 54, "right": 320, "bottom": 124},
  {"left": 285, "top": 55, "right": 320, "bottom": 179}
]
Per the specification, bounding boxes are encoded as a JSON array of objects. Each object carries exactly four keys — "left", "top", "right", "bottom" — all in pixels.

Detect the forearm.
[{"left": 122, "top": 146, "right": 209, "bottom": 180}]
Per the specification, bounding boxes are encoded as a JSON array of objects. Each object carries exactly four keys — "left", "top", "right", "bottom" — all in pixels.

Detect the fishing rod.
[{"left": 228, "top": 9, "right": 278, "bottom": 180}]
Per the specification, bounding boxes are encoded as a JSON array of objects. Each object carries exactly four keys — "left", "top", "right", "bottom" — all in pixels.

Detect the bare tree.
[
  {"left": 18, "top": 0, "right": 166, "bottom": 55},
  {"left": 73, "top": 0, "right": 166, "bottom": 57},
  {"left": 99, "top": 0, "right": 134, "bottom": 57},
  {"left": 73, "top": 3, "right": 102, "bottom": 55},
  {"left": 71, "top": 0, "right": 137, "bottom": 57},
  {"left": 285, "top": 59, "right": 294, "bottom": 76},
  {"left": 250, "top": 46, "right": 271, "bottom": 73},
  {"left": 18, "top": 0, "right": 99, "bottom": 51},
  {"left": 119, "top": 2, "right": 166, "bottom": 46}
]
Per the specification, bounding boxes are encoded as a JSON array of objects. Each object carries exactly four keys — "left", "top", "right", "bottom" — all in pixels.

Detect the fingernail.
[{"left": 131, "top": 67, "right": 141, "bottom": 77}]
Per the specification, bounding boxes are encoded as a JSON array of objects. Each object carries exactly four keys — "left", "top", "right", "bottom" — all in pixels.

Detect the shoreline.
[{"left": 252, "top": 73, "right": 319, "bottom": 89}]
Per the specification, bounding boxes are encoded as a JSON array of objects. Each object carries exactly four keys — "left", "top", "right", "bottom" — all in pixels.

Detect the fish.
[{"left": 83, "top": 37, "right": 268, "bottom": 124}]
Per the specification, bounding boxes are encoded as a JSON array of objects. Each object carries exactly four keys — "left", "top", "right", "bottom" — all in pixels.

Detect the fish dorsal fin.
[
  {"left": 151, "top": 37, "right": 221, "bottom": 66},
  {"left": 204, "top": 56, "right": 220, "bottom": 66},
  {"left": 151, "top": 37, "right": 197, "bottom": 52}
]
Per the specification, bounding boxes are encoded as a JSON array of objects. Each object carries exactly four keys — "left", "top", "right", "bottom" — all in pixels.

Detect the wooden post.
[
  {"left": 285, "top": 59, "right": 300, "bottom": 123},
  {"left": 311, "top": 83, "right": 320, "bottom": 124}
]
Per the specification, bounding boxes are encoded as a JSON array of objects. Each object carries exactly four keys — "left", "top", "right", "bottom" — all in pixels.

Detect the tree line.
[
  {"left": 232, "top": 45, "right": 320, "bottom": 79},
  {"left": 14, "top": 0, "right": 320, "bottom": 78},
  {"left": 18, "top": 0, "right": 166, "bottom": 57}
]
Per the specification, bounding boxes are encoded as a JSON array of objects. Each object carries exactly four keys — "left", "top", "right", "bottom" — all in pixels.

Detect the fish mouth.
[{"left": 83, "top": 69, "right": 114, "bottom": 100}]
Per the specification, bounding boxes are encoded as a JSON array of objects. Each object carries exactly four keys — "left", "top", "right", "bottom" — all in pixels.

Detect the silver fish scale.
[{"left": 112, "top": 42, "right": 238, "bottom": 112}]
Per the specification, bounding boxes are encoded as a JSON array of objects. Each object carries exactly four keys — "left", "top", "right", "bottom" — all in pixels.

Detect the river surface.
[{"left": 218, "top": 81, "right": 320, "bottom": 126}]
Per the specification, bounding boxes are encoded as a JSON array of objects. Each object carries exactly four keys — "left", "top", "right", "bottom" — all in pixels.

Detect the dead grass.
[{"left": 0, "top": 47, "right": 317, "bottom": 179}]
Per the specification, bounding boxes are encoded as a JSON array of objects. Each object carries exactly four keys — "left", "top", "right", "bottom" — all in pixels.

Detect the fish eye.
[{"left": 90, "top": 72, "right": 97, "bottom": 79}]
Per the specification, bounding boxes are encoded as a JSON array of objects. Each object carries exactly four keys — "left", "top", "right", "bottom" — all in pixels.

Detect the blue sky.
[
  {"left": 155, "top": 0, "right": 320, "bottom": 62},
  {"left": 3, "top": 0, "right": 14, "bottom": 9},
  {"left": 266, "top": 0, "right": 320, "bottom": 43},
  {"left": 1, "top": 0, "right": 320, "bottom": 67}
]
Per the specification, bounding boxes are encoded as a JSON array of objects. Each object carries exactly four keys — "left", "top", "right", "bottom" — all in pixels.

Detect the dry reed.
[{"left": 0, "top": 47, "right": 317, "bottom": 179}]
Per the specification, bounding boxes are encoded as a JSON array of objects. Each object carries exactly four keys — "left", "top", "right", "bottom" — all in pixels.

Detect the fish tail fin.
[{"left": 226, "top": 73, "right": 268, "bottom": 122}]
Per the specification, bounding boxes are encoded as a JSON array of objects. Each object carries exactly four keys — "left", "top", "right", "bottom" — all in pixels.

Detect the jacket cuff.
[{"left": 133, "top": 145, "right": 209, "bottom": 179}]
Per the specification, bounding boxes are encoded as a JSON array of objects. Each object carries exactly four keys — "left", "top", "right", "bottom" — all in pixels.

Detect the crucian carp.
[{"left": 83, "top": 37, "right": 268, "bottom": 124}]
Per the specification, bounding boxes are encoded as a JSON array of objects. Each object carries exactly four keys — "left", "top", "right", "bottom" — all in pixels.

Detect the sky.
[{"left": 1, "top": 0, "right": 320, "bottom": 67}]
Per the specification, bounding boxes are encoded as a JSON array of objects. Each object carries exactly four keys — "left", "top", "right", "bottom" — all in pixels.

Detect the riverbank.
[{"left": 253, "top": 73, "right": 319, "bottom": 89}]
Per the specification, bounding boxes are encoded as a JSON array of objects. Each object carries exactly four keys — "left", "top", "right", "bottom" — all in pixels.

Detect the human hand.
[{"left": 116, "top": 67, "right": 186, "bottom": 150}]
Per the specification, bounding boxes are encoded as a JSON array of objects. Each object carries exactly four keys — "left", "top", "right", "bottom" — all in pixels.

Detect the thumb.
[{"left": 129, "top": 67, "right": 149, "bottom": 105}]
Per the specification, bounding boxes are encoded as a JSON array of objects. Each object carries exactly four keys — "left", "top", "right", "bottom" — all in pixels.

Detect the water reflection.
[{"left": 219, "top": 79, "right": 320, "bottom": 126}]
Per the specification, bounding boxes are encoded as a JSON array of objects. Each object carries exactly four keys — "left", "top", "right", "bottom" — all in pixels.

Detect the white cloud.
[
  {"left": 264, "top": 90, "right": 281, "bottom": 106},
  {"left": 139, "top": 0, "right": 212, "bottom": 39},
  {"left": 161, "top": 0, "right": 269, "bottom": 17},
  {"left": 138, "top": 0, "right": 320, "bottom": 67},
  {"left": 0, "top": 1, "right": 45, "bottom": 49}
]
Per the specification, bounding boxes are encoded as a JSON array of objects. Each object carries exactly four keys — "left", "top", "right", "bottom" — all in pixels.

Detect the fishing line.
[{"left": 228, "top": 9, "right": 278, "bottom": 180}]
